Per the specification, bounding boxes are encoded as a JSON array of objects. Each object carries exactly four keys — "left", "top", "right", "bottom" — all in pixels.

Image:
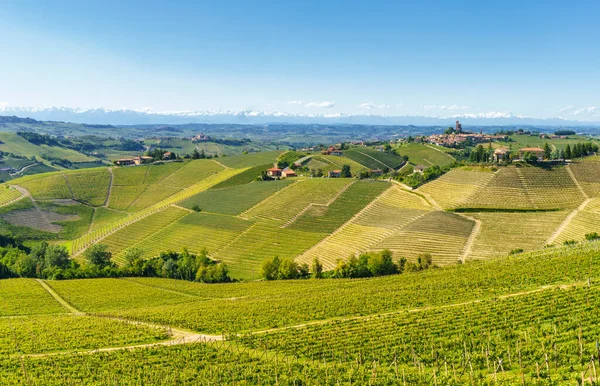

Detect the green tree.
[
  {"left": 565, "top": 144, "right": 572, "bottom": 159},
  {"left": 543, "top": 142, "right": 551, "bottom": 160},
  {"left": 44, "top": 245, "right": 70, "bottom": 269},
  {"left": 260, "top": 256, "right": 281, "bottom": 280},
  {"left": 341, "top": 164, "right": 352, "bottom": 178},
  {"left": 311, "top": 257, "right": 323, "bottom": 279},
  {"left": 277, "top": 257, "right": 299, "bottom": 280},
  {"left": 84, "top": 244, "right": 113, "bottom": 268}
]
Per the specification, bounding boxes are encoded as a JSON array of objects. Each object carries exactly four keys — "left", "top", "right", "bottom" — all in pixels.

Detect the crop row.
[
  {"left": 0, "top": 279, "right": 65, "bottom": 317},
  {"left": 243, "top": 178, "right": 352, "bottom": 224},
  {"left": 287, "top": 181, "right": 390, "bottom": 233},
  {"left": 70, "top": 167, "right": 245, "bottom": 255},
  {"left": 235, "top": 284, "right": 600, "bottom": 384},
  {"left": 0, "top": 186, "right": 23, "bottom": 206},
  {"left": 101, "top": 206, "right": 190, "bottom": 264},
  {"left": 98, "top": 242, "right": 600, "bottom": 334},
  {"left": 0, "top": 314, "right": 168, "bottom": 355}
]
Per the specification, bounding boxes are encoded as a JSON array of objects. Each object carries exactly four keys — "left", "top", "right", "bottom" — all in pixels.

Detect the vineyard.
[{"left": 3, "top": 242, "right": 600, "bottom": 383}]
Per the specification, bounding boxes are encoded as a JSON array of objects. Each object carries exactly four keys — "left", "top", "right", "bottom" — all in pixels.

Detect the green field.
[{"left": 395, "top": 142, "right": 456, "bottom": 167}]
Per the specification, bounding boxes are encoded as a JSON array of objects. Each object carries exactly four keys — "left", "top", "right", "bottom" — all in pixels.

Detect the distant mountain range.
[{"left": 1, "top": 106, "right": 600, "bottom": 127}]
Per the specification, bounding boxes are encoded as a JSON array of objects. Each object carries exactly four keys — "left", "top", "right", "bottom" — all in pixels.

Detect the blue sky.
[{"left": 1, "top": 0, "right": 599, "bottom": 120}]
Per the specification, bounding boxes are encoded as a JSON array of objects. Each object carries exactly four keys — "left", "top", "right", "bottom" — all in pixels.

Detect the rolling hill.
[{"left": 1, "top": 149, "right": 600, "bottom": 281}]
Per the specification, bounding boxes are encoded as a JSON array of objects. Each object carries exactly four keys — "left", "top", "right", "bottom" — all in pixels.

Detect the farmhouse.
[
  {"left": 519, "top": 147, "right": 545, "bottom": 161},
  {"left": 323, "top": 146, "right": 343, "bottom": 156},
  {"left": 328, "top": 170, "right": 342, "bottom": 178},
  {"left": 162, "top": 152, "right": 173, "bottom": 160},
  {"left": 115, "top": 156, "right": 153, "bottom": 166},
  {"left": 115, "top": 158, "right": 136, "bottom": 166},
  {"left": 493, "top": 147, "right": 510, "bottom": 162},
  {"left": 267, "top": 167, "right": 282, "bottom": 177},
  {"left": 281, "top": 168, "right": 297, "bottom": 178},
  {"left": 369, "top": 169, "right": 383, "bottom": 176}
]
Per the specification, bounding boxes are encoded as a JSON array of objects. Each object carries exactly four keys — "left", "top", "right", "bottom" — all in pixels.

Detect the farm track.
[
  {"left": 546, "top": 198, "right": 592, "bottom": 245},
  {"left": 457, "top": 214, "right": 481, "bottom": 263},
  {"left": 23, "top": 277, "right": 587, "bottom": 358},
  {"left": 103, "top": 167, "right": 114, "bottom": 207}
]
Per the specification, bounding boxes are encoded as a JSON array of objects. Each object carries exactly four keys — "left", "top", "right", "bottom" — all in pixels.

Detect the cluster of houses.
[
  {"left": 190, "top": 133, "right": 211, "bottom": 142},
  {"left": 322, "top": 146, "right": 343, "bottom": 156},
  {"left": 266, "top": 167, "right": 297, "bottom": 178},
  {"left": 426, "top": 120, "right": 508, "bottom": 147},
  {"left": 493, "top": 147, "right": 546, "bottom": 162}
]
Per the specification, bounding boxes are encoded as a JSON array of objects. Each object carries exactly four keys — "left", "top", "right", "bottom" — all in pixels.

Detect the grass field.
[
  {"left": 0, "top": 132, "right": 96, "bottom": 163},
  {"left": 0, "top": 279, "right": 64, "bottom": 316}
]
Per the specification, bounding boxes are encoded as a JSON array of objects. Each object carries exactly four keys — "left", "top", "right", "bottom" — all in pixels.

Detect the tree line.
[
  {"left": 260, "top": 250, "right": 437, "bottom": 281},
  {"left": 0, "top": 236, "right": 231, "bottom": 283}
]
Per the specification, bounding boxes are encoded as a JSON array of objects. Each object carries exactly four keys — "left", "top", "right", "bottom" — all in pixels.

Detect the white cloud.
[
  {"left": 357, "top": 102, "right": 390, "bottom": 110},
  {"left": 305, "top": 101, "right": 336, "bottom": 108},
  {"left": 423, "top": 104, "right": 469, "bottom": 111},
  {"left": 287, "top": 100, "right": 303, "bottom": 105},
  {"left": 559, "top": 105, "right": 575, "bottom": 113},
  {"left": 0, "top": 102, "right": 8, "bottom": 110},
  {"left": 451, "top": 111, "right": 518, "bottom": 119},
  {"left": 572, "top": 106, "right": 600, "bottom": 116}
]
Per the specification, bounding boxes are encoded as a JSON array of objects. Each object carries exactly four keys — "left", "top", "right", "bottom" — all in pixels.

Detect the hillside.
[
  {"left": 2, "top": 240, "right": 600, "bottom": 384},
  {"left": 1, "top": 151, "right": 600, "bottom": 280}
]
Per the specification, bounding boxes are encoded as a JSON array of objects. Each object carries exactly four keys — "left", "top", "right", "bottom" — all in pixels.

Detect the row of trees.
[
  {"left": 0, "top": 238, "right": 231, "bottom": 283},
  {"left": 260, "top": 250, "right": 437, "bottom": 281}
]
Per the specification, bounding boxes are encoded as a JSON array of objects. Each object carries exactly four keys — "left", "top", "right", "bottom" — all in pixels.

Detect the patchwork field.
[{"left": 342, "top": 148, "right": 405, "bottom": 170}]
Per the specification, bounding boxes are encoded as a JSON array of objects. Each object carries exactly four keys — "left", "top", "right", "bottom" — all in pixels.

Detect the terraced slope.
[
  {"left": 568, "top": 157, "right": 600, "bottom": 198},
  {"left": 455, "top": 166, "right": 585, "bottom": 211},
  {"left": 180, "top": 180, "right": 293, "bottom": 215},
  {"left": 554, "top": 198, "right": 600, "bottom": 244},
  {"left": 296, "top": 187, "right": 433, "bottom": 269},
  {"left": 466, "top": 210, "right": 570, "bottom": 260},
  {"left": 133, "top": 213, "right": 253, "bottom": 260},
  {"left": 342, "top": 148, "right": 405, "bottom": 170},
  {"left": 372, "top": 211, "right": 475, "bottom": 265},
  {"left": 242, "top": 179, "right": 353, "bottom": 224},
  {"left": 0, "top": 185, "right": 23, "bottom": 206},
  {"left": 101, "top": 206, "right": 190, "bottom": 264},
  {"left": 305, "top": 155, "right": 367, "bottom": 175},
  {"left": 416, "top": 167, "right": 494, "bottom": 209}
]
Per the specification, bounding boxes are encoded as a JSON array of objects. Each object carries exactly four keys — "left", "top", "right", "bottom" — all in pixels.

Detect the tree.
[
  {"left": 367, "top": 249, "right": 398, "bottom": 276},
  {"left": 523, "top": 151, "right": 538, "bottom": 164},
  {"left": 191, "top": 149, "right": 201, "bottom": 159},
  {"left": 341, "top": 164, "right": 352, "bottom": 178},
  {"left": 543, "top": 142, "right": 551, "bottom": 160},
  {"left": 278, "top": 257, "right": 299, "bottom": 280},
  {"left": 260, "top": 256, "right": 281, "bottom": 280},
  {"left": 565, "top": 144, "right": 572, "bottom": 159},
  {"left": 123, "top": 247, "right": 144, "bottom": 267},
  {"left": 44, "top": 245, "right": 70, "bottom": 269},
  {"left": 84, "top": 244, "right": 113, "bottom": 268},
  {"left": 312, "top": 257, "right": 323, "bottom": 279}
]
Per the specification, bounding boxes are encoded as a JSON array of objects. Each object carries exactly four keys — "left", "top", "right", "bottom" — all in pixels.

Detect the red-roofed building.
[
  {"left": 282, "top": 168, "right": 297, "bottom": 178},
  {"left": 328, "top": 170, "right": 342, "bottom": 178},
  {"left": 519, "top": 147, "right": 545, "bottom": 161},
  {"left": 267, "top": 167, "right": 282, "bottom": 177}
]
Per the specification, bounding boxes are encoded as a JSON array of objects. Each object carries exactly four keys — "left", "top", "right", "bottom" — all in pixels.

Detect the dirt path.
[
  {"left": 238, "top": 180, "right": 298, "bottom": 219},
  {"left": 567, "top": 164, "right": 590, "bottom": 199},
  {"left": 23, "top": 278, "right": 588, "bottom": 358},
  {"left": 103, "top": 167, "right": 114, "bottom": 207},
  {"left": 9, "top": 162, "right": 40, "bottom": 177},
  {"left": 546, "top": 198, "right": 592, "bottom": 245},
  {"left": 36, "top": 279, "right": 85, "bottom": 316},
  {"left": 457, "top": 214, "right": 482, "bottom": 263}
]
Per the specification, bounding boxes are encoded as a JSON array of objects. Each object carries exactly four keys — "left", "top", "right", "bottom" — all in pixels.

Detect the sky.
[{"left": 1, "top": 0, "right": 600, "bottom": 121}]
